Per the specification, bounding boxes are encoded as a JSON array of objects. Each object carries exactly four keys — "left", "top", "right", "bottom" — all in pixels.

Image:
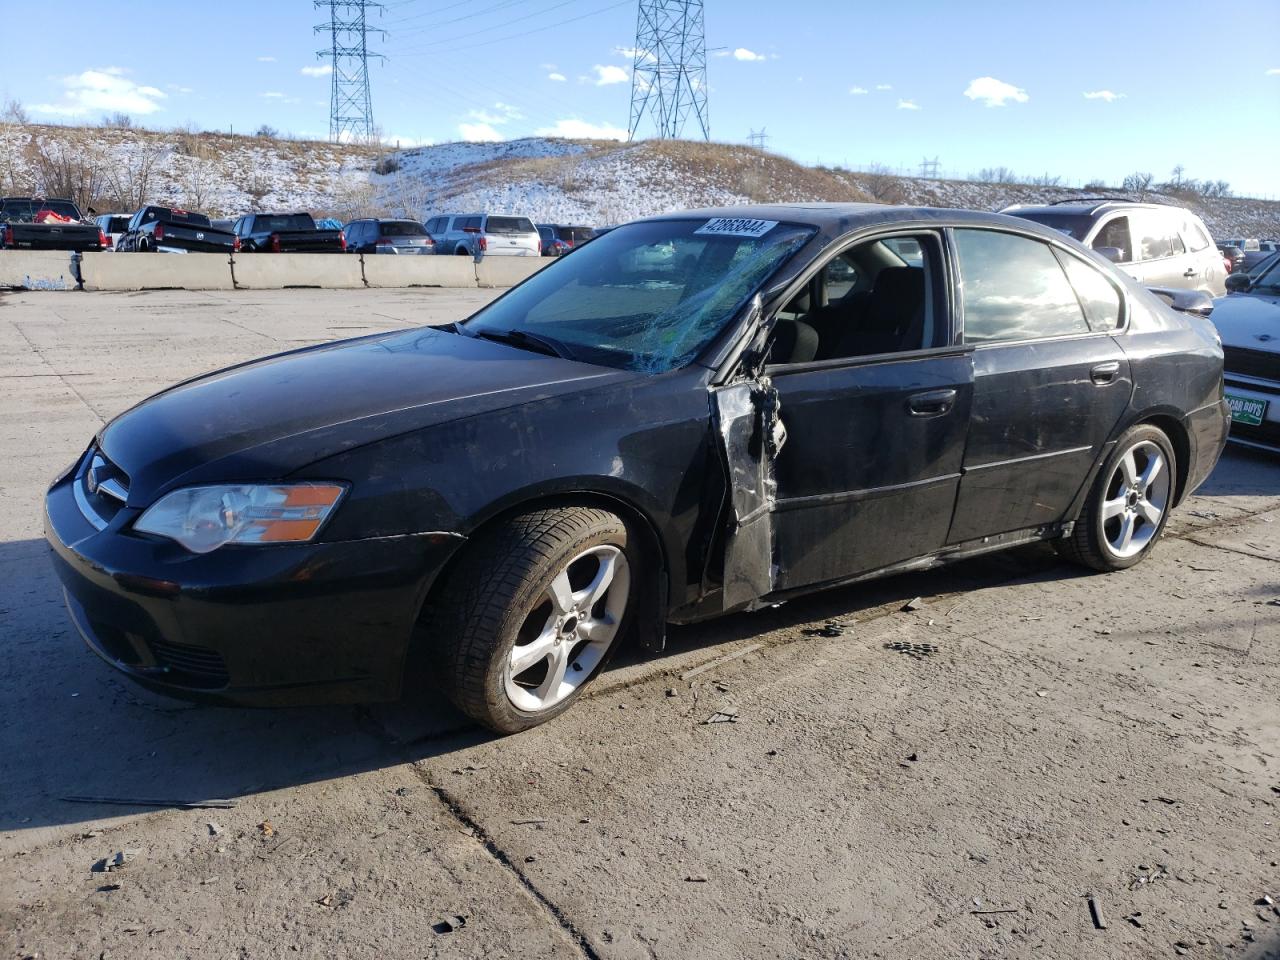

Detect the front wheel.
[
  {"left": 428, "top": 507, "right": 636, "bottom": 733},
  {"left": 1056, "top": 424, "right": 1176, "bottom": 571}
]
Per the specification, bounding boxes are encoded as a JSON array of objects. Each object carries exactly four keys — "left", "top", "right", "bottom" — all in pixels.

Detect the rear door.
[{"left": 947, "top": 227, "right": 1132, "bottom": 543}]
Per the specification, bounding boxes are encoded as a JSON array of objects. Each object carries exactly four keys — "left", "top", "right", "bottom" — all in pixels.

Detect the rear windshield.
[
  {"left": 1004, "top": 211, "right": 1093, "bottom": 240},
  {"left": 379, "top": 220, "right": 428, "bottom": 237},
  {"left": 107, "top": 216, "right": 130, "bottom": 232},
  {"left": 464, "top": 218, "right": 815, "bottom": 373},
  {"left": 486, "top": 216, "right": 536, "bottom": 235},
  {"left": 145, "top": 207, "right": 212, "bottom": 228},
  {"left": 1, "top": 199, "right": 82, "bottom": 222},
  {"left": 255, "top": 214, "right": 316, "bottom": 232},
  {"left": 556, "top": 226, "right": 596, "bottom": 244}
]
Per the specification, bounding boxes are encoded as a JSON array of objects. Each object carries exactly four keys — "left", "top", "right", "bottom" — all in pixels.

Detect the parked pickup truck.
[
  {"left": 0, "top": 197, "right": 105, "bottom": 251},
  {"left": 117, "top": 206, "right": 236, "bottom": 254},
  {"left": 232, "top": 212, "right": 345, "bottom": 253}
]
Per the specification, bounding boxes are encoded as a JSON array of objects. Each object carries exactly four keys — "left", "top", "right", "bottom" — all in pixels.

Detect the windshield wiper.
[{"left": 472, "top": 328, "right": 579, "bottom": 361}]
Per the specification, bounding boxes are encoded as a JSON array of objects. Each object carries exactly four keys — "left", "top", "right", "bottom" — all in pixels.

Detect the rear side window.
[
  {"left": 1092, "top": 216, "right": 1133, "bottom": 262},
  {"left": 459, "top": 216, "right": 481, "bottom": 231},
  {"left": 486, "top": 216, "right": 536, "bottom": 234},
  {"left": 955, "top": 229, "right": 1090, "bottom": 344},
  {"left": 1181, "top": 217, "right": 1212, "bottom": 252},
  {"left": 1057, "top": 252, "right": 1123, "bottom": 331}
]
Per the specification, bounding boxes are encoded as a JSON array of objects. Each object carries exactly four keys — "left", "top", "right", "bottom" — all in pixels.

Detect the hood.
[
  {"left": 99, "top": 327, "right": 633, "bottom": 504},
  {"left": 1210, "top": 292, "right": 1280, "bottom": 353}
]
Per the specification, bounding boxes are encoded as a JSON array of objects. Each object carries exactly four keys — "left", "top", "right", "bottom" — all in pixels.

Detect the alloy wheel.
[
  {"left": 1100, "top": 440, "right": 1171, "bottom": 559},
  {"left": 503, "top": 544, "right": 630, "bottom": 713}
]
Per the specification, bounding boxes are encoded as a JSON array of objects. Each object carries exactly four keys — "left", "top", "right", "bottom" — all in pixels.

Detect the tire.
[
  {"left": 455, "top": 245, "right": 470, "bottom": 256},
  {"left": 428, "top": 507, "right": 636, "bottom": 733},
  {"left": 1056, "top": 424, "right": 1177, "bottom": 572}
]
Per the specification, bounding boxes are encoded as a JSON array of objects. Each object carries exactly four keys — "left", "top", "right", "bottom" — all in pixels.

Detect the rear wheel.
[
  {"left": 428, "top": 507, "right": 635, "bottom": 733},
  {"left": 1056, "top": 424, "right": 1176, "bottom": 571}
]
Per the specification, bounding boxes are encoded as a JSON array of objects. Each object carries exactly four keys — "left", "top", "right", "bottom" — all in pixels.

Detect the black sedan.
[{"left": 45, "top": 204, "right": 1230, "bottom": 733}]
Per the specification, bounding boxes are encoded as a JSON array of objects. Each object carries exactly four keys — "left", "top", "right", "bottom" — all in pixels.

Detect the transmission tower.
[
  {"left": 628, "top": 0, "right": 710, "bottom": 141},
  {"left": 314, "top": 1, "right": 386, "bottom": 143},
  {"left": 919, "top": 155, "right": 940, "bottom": 178},
  {"left": 747, "top": 128, "right": 769, "bottom": 150}
]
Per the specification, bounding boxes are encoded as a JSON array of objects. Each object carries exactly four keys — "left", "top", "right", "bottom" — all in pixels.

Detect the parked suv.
[
  {"left": 424, "top": 213, "right": 540, "bottom": 257},
  {"left": 344, "top": 218, "right": 435, "bottom": 254},
  {"left": 1002, "top": 199, "right": 1226, "bottom": 296},
  {"left": 537, "top": 223, "right": 596, "bottom": 257},
  {"left": 93, "top": 213, "right": 131, "bottom": 251}
]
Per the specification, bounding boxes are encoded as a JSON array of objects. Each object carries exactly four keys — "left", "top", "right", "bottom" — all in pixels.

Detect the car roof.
[
  {"left": 633, "top": 202, "right": 1071, "bottom": 236},
  {"left": 1001, "top": 199, "right": 1176, "bottom": 217}
]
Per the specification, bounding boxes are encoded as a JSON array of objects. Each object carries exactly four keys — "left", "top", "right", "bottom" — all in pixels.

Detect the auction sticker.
[{"left": 694, "top": 218, "right": 778, "bottom": 238}]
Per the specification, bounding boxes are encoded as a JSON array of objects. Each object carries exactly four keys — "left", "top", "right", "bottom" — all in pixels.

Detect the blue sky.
[{"left": 4, "top": 0, "right": 1278, "bottom": 196}]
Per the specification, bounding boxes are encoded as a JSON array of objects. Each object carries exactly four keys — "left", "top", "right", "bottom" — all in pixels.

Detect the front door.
[
  {"left": 947, "top": 227, "right": 1133, "bottom": 543},
  {"left": 712, "top": 229, "right": 973, "bottom": 602}
]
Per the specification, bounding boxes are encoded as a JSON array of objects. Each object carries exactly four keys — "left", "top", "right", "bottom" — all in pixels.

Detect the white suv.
[
  {"left": 1002, "top": 199, "right": 1227, "bottom": 297},
  {"left": 424, "top": 213, "right": 541, "bottom": 258}
]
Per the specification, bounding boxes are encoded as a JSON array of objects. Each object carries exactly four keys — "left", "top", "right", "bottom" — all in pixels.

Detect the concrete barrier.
[
  {"left": 80, "top": 252, "right": 236, "bottom": 291},
  {"left": 0, "top": 250, "right": 77, "bottom": 290},
  {"left": 232, "top": 253, "right": 365, "bottom": 290},
  {"left": 361, "top": 255, "right": 478, "bottom": 288},
  {"left": 474, "top": 256, "right": 550, "bottom": 289}
]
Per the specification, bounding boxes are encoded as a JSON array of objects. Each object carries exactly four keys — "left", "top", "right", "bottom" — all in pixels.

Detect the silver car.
[
  {"left": 1002, "top": 199, "right": 1227, "bottom": 297},
  {"left": 425, "top": 213, "right": 541, "bottom": 257}
]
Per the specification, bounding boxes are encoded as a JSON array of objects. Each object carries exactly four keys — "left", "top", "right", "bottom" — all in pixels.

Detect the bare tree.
[
  {"left": 976, "top": 166, "right": 1017, "bottom": 184},
  {"left": 102, "top": 140, "right": 164, "bottom": 211},
  {"left": 2, "top": 99, "right": 28, "bottom": 124},
  {"left": 1121, "top": 171, "right": 1153, "bottom": 193},
  {"left": 255, "top": 124, "right": 279, "bottom": 139},
  {"left": 23, "top": 132, "right": 109, "bottom": 210},
  {"left": 101, "top": 112, "right": 135, "bottom": 129}
]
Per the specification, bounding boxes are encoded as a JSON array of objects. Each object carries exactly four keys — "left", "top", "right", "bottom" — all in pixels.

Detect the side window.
[
  {"left": 1092, "top": 217, "right": 1133, "bottom": 262},
  {"left": 770, "top": 232, "right": 946, "bottom": 365},
  {"left": 1182, "top": 218, "right": 1211, "bottom": 252},
  {"left": 1134, "top": 212, "right": 1173, "bottom": 261},
  {"left": 955, "top": 229, "right": 1090, "bottom": 344},
  {"left": 1057, "top": 252, "right": 1123, "bottom": 332}
]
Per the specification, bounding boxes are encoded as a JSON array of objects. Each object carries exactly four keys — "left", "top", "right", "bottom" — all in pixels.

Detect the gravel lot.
[{"left": 2, "top": 289, "right": 1277, "bottom": 960}]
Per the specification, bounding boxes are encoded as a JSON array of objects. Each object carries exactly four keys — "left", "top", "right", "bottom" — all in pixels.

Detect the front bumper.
[
  {"left": 44, "top": 468, "right": 464, "bottom": 706},
  {"left": 1223, "top": 372, "right": 1280, "bottom": 453}
]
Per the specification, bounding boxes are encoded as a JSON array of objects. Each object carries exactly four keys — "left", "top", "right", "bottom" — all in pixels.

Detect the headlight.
[{"left": 134, "top": 482, "right": 347, "bottom": 554}]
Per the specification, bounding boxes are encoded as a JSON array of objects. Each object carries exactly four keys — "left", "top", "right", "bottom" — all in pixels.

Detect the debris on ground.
[
  {"left": 511, "top": 818, "right": 547, "bottom": 826},
  {"left": 393, "top": 786, "right": 410, "bottom": 797},
  {"left": 257, "top": 820, "right": 274, "bottom": 838},
  {"left": 884, "top": 641, "right": 938, "bottom": 659},
  {"left": 1087, "top": 895, "right": 1107, "bottom": 929},
  {"left": 96, "top": 882, "right": 122, "bottom": 892},
  {"left": 901, "top": 597, "right": 925, "bottom": 612},
  {"left": 1128, "top": 864, "right": 1170, "bottom": 889},
  {"left": 431, "top": 915, "right": 466, "bottom": 934},
  {"left": 685, "top": 874, "right": 709, "bottom": 882},
  {"left": 1124, "top": 912, "right": 1143, "bottom": 928},
  {"left": 206, "top": 822, "right": 223, "bottom": 837},
  {"left": 93, "top": 850, "right": 140, "bottom": 873},
  {"left": 804, "top": 621, "right": 850, "bottom": 638},
  {"left": 702, "top": 710, "right": 739, "bottom": 725},
  {"left": 665, "top": 687, "right": 679, "bottom": 697},
  {"left": 1258, "top": 895, "right": 1276, "bottom": 906}
]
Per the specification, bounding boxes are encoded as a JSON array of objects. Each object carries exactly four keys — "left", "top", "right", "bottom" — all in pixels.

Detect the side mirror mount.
[
  {"left": 1146, "top": 285, "right": 1214, "bottom": 318},
  {"left": 1225, "top": 273, "right": 1252, "bottom": 293},
  {"left": 1094, "top": 246, "right": 1124, "bottom": 264},
  {"left": 738, "top": 295, "right": 773, "bottom": 378}
]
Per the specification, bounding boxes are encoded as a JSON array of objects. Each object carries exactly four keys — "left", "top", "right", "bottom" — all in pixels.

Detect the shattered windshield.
[{"left": 462, "top": 218, "right": 814, "bottom": 372}]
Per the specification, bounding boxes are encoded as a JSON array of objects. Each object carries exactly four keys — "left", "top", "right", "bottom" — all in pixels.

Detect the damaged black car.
[{"left": 45, "top": 204, "right": 1230, "bottom": 732}]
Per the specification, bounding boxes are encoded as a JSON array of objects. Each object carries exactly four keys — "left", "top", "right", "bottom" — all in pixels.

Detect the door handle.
[
  {"left": 1090, "top": 361, "right": 1121, "bottom": 384},
  {"left": 906, "top": 388, "right": 957, "bottom": 416},
  {"left": 1182, "top": 268, "right": 1197, "bottom": 278}
]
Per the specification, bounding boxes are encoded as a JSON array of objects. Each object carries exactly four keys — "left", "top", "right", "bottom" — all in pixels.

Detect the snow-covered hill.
[{"left": 2, "top": 123, "right": 1276, "bottom": 239}]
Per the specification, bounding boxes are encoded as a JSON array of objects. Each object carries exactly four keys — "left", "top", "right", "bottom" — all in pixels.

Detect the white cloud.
[
  {"left": 1267, "top": 67, "right": 1280, "bottom": 76},
  {"left": 31, "top": 67, "right": 166, "bottom": 117},
  {"left": 167, "top": 84, "right": 193, "bottom": 94},
  {"left": 615, "top": 46, "right": 655, "bottom": 62},
  {"left": 459, "top": 122, "right": 503, "bottom": 142},
  {"left": 849, "top": 86, "right": 868, "bottom": 95},
  {"left": 465, "top": 102, "right": 521, "bottom": 125},
  {"left": 897, "top": 99, "right": 921, "bottom": 111},
  {"left": 875, "top": 83, "right": 892, "bottom": 91},
  {"left": 548, "top": 72, "right": 567, "bottom": 82},
  {"left": 257, "top": 56, "right": 276, "bottom": 62},
  {"left": 1083, "top": 89, "right": 1124, "bottom": 102},
  {"left": 260, "top": 91, "right": 286, "bottom": 99},
  {"left": 963, "top": 76, "right": 1029, "bottom": 107},
  {"left": 382, "top": 134, "right": 434, "bottom": 148},
  {"left": 591, "top": 64, "right": 629, "bottom": 86},
  {"left": 534, "top": 118, "right": 628, "bottom": 141},
  {"left": 301, "top": 64, "right": 333, "bottom": 77},
  {"left": 733, "top": 48, "right": 766, "bottom": 62}
]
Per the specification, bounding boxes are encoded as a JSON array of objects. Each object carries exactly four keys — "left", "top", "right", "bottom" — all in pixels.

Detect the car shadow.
[{"left": 1197, "top": 445, "right": 1280, "bottom": 498}]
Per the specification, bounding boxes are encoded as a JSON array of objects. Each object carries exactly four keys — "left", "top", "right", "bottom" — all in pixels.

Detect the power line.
[
  {"left": 314, "top": 1, "right": 387, "bottom": 143},
  {"left": 629, "top": 0, "right": 710, "bottom": 141},
  {"left": 383, "top": 0, "right": 630, "bottom": 57}
]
